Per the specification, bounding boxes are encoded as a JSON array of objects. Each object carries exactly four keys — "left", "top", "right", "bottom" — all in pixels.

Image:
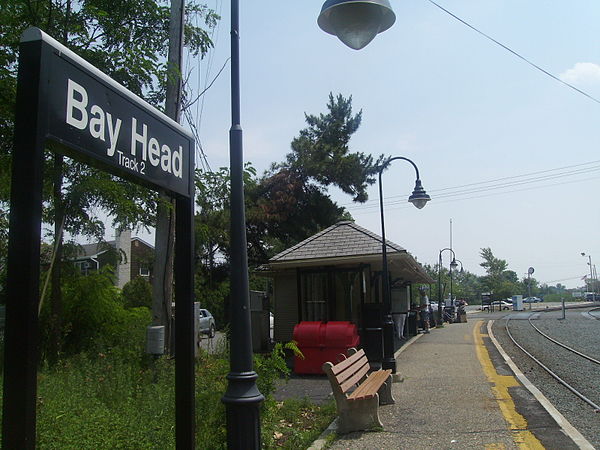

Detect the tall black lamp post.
[
  {"left": 438, "top": 248, "right": 457, "bottom": 322},
  {"left": 451, "top": 258, "right": 463, "bottom": 307},
  {"left": 223, "top": 1, "right": 397, "bottom": 448},
  {"left": 581, "top": 252, "right": 595, "bottom": 295},
  {"left": 379, "top": 157, "right": 430, "bottom": 373}
]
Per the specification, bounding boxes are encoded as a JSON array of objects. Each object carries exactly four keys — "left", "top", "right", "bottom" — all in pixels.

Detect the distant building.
[{"left": 71, "top": 230, "right": 154, "bottom": 289}]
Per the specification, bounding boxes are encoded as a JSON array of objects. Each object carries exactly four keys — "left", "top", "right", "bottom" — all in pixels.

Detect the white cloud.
[{"left": 559, "top": 62, "right": 600, "bottom": 86}]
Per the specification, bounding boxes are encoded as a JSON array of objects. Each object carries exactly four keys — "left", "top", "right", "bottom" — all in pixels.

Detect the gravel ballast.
[{"left": 491, "top": 307, "right": 600, "bottom": 449}]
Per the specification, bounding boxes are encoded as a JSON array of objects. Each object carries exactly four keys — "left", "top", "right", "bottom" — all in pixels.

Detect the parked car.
[
  {"left": 198, "top": 308, "right": 216, "bottom": 338},
  {"left": 482, "top": 300, "right": 511, "bottom": 311},
  {"left": 523, "top": 297, "right": 542, "bottom": 303}
]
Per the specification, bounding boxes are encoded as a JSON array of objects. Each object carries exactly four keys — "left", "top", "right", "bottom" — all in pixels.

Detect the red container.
[{"left": 293, "top": 321, "right": 360, "bottom": 374}]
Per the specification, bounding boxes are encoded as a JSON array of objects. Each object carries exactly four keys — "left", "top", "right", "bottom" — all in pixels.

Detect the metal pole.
[
  {"left": 2, "top": 39, "right": 46, "bottom": 449},
  {"left": 437, "top": 248, "right": 455, "bottom": 323},
  {"left": 379, "top": 167, "right": 395, "bottom": 372},
  {"left": 588, "top": 256, "right": 594, "bottom": 294},
  {"left": 528, "top": 273, "right": 532, "bottom": 310},
  {"left": 174, "top": 194, "right": 196, "bottom": 448},
  {"left": 594, "top": 265, "right": 598, "bottom": 297},
  {"left": 222, "top": 1, "right": 264, "bottom": 448},
  {"left": 438, "top": 252, "right": 442, "bottom": 325},
  {"left": 449, "top": 263, "right": 453, "bottom": 308},
  {"left": 378, "top": 156, "right": 423, "bottom": 373}
]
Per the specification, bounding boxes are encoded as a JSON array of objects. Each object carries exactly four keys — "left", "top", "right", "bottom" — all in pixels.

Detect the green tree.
[
  {"left": 479, "top": 247, "right": 521, "bottom": 300},
  {"left": 0, "top": 0, "right": 218, "bottom": 361},
  {"left": 245, "top": 93, "right": 386, "bottom": 259}
]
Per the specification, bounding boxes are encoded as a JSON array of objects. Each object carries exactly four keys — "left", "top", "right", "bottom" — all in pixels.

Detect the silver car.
[{"left": 198, "top": 308, "right": 216, "bottom": 338}]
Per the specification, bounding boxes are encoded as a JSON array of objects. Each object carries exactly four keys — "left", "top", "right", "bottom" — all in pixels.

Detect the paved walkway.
[
  {"left": 317, "top": 313, "right": 579, "bottom": 449},
  {"left": 328, "top": 318, "right": 522, "bottom": 449}
]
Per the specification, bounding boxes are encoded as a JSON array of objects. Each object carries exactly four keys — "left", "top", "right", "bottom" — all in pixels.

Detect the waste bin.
[
  {"left": 407, "top": 310, "right": 418, "bottom": 336},
  {"left": 361, "top": 303, "right": 383, "bottom": 369},
  {"left": 293, "top": 321, "right": 360, "bottom": 374}
]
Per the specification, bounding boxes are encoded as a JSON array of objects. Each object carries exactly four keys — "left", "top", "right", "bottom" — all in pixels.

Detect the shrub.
[
  {"left": 39, "top": 268, "right": 151, "bottom": 360},
  {"left": 121, "top": 276, "right": 152, "bottom": 309},
  {"left": 195, "top": 280, "right": 228, "bottom": 328}
]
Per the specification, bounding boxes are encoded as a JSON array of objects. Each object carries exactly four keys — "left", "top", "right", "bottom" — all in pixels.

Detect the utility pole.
[
  {"left": 152, "top": 0, "right": 185, "bottom": 353},
  {"left": 156, "top": 1, "right": 197, "bottom": 447}
]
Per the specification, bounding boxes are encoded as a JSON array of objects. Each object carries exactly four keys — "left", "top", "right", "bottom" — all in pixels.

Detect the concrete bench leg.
[
  {"left": 378, "top": 373, "right": 395, "bottom": 405},
  {"left": 336, "top": 395, "right": 382, "bottom": 434}
]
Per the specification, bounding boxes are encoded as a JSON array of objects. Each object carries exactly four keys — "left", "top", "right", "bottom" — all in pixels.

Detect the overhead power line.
[
  {"left": 345, "top": 159, "right": 600, "bottom": 214},
  {"left": 425, "top": 0, "right": 600, "bottom": 105},
  {"left": 352, "top": 174, "right": 599, "bottom": 214}
]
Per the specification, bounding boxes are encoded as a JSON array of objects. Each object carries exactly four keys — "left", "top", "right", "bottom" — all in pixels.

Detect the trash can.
[
  {"left": 407, "top": 310, "right": 418, "bottom": 336},
  {"left": 361, "top": 303, "right": 383, "bottom": 369},
  {"left": 293, "top": 321, "right": 360, "bottom": 374}
]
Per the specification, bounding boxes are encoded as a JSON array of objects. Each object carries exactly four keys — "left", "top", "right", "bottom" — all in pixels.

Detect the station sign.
[
  {"left": 41, "top": 29, "right": 194, "bottom": 197},
  {"left": 3, "top": 28, "right": 196, "bottom": 447}
]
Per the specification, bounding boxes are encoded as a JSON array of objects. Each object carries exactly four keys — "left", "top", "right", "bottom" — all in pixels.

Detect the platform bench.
[{"left": 322, "top": 348, "right": 395, "bottom": 434}]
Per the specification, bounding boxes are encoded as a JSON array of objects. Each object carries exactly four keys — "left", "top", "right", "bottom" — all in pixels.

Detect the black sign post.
[{"left": 2, "top": 28, "right": 196, "bottom": 448}]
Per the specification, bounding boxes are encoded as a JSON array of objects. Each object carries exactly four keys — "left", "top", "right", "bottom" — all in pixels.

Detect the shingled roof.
[
  {"left": 270, "top": 221, "right": 406, "bottom": 263},
  {"left": 261, "top": 221, "right": 434, "bottom": 283}
]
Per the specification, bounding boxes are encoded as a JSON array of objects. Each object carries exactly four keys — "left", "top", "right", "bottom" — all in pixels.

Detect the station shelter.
[{"left": 256, "top": 221, "right": 434, "bottom": 371}]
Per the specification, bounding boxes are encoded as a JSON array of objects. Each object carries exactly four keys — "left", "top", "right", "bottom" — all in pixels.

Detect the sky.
[{"left": 141, "top": 0, "right": 600, "bottom": 289}]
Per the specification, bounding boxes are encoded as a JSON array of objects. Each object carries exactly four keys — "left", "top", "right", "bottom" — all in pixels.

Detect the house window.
[
  {"left": 299, "top": 272, "right": 330, "bottom": 321},
  {"left": 139, "top": 267, "right": 150, "bottom": 277},
  {"left": 299, "top": 267, "right": 365, "bottom": 323},
  {"left": 75, "top": 260, "right": 93, "bottom": 275}
]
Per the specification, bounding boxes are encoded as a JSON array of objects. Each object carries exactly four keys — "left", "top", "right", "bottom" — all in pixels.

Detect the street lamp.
[
  {"left": 318, "top": 0, "right": 396, "bottom": 50},
  {"left": 223, "top": 1, "right": 398, "bottom": 448},
  {"left": 379, "top": 157, "right": 430, "bottom": 373},
  {"left": 450, "top": 258, "right": 463, "bottom": 307},
  {"left": 581, "top": 252, "right": 595, "bottom": 295},
  {"left": 438, "top": 248, "right": 456, "bottom": 322}
]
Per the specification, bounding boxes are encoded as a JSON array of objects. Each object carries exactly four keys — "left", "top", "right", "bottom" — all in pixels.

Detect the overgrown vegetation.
[{"left": 0, "top": 271, "right": 333, "bottom": 448}]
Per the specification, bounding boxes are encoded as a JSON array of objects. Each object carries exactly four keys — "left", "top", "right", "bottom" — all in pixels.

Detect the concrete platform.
[{"left": 320, "top": 319, "right": 581, "bottom": 449}]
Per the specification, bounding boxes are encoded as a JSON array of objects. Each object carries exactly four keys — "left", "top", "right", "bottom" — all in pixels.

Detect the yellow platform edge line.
[{"left": 473, "top": 320, "right": 545, "bottom": 450}]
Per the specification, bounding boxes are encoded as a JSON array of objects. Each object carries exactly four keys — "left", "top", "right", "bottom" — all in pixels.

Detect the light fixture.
[
  {"left": 318, "top": 0, "right": 396, "bottom": 50},
  {"left": 408, "top": 179, "right": 431, "bottom": 209},
  {"left": 450, "top": 258, "right": 458, "bottom": 271}
]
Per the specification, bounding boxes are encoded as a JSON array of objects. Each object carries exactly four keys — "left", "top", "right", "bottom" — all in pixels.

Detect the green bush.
[
  {"left": 121, "top": 276, "right": 152, "bottom": 309},
  {"left": 39, "top": 268, "right": 151, "bottom": 359},
  {"left": 195, "top": 280, "right": 228, "bottom": 329}
]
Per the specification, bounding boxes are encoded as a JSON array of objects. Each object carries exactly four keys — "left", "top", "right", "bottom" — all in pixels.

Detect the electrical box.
[
  {"left": 512, "top": 295, "right": 523, "bottom": 311},
  {"left": 146, "top": 325, "right": 165, "bottom": 355}
]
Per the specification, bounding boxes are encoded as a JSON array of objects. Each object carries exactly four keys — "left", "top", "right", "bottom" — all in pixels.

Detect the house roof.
[
  {"left": 263, "top": 221, "right": 434, "bottom": 284},
  {"left": 75, "top": 236, "right": 154, "bottom": 259},
  {"left": 270, "top": 221, "right": 406, "bottom": 262}
]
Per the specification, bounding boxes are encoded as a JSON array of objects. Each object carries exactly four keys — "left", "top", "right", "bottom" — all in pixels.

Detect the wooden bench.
[{"left": 322, "top": 348, "right": 395, "bottom": 434}]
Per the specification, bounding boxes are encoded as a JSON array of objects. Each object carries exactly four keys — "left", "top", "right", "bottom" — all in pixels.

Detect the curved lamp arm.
[{"left": 378, "top": 156, "right": 431, "bottom": 210}]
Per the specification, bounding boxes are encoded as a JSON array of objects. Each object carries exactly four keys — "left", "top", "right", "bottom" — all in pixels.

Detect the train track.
[
  {"left": 586, "top": 306, "right": 600, "bottom": 320},
  {"left": 505, "top": 309, "right": 600, "bottom": 412}
]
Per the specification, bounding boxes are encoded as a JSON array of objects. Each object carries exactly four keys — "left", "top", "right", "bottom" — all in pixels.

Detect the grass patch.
[
  {"left": 1, "top": 345, "right": 335, "bottom": 449},
  {"left": 264, "top": 398, "right": 337, "bottom": 449}
]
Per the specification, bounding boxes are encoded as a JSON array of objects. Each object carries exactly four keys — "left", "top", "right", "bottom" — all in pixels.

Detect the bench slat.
[
  {"left": 335, "top": 354, "right": 369, "bottom": 386},
  {"left": 347, "top": 369, "right": 391, "bottom": 401},
  {"left": 348, "top": 373, "right": 384, "bottom": 400},
  {"left": 330, "top": 348, "right": 366, "bottom": 376},
  {"left": 339, "top": 359, "right": 370, "bottom": 393}
]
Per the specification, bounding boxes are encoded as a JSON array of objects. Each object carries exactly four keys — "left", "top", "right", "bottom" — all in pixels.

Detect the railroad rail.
[
  {"left": 586, "top": 306, "right": 600, "bottom": 320},
  {"left": 505, "top": 309, "right": 600, "bottom": 412}
]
